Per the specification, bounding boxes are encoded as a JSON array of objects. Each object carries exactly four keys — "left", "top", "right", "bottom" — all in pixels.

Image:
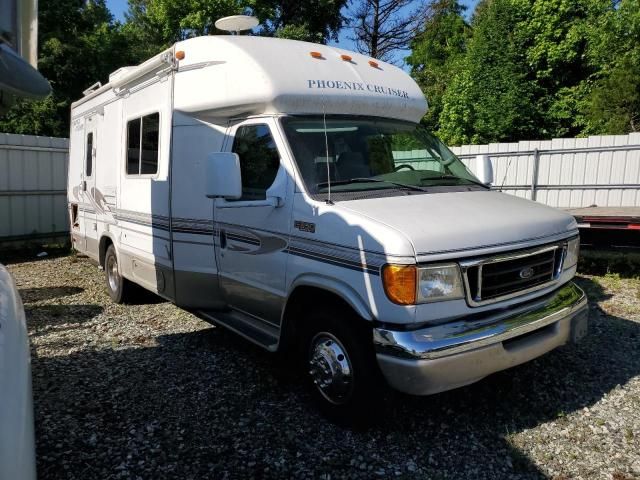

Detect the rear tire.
[
  {"left": 301, "top": 306, "right": 383, "bottom": 426},
  {"left": 104, "top": 245, "right": 132, "bottom": 304}
]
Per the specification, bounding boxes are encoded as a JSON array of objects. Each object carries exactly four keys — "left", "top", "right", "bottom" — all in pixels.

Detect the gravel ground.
[{"left": 5, "top": 253, "right": 640, "bottom": 479}]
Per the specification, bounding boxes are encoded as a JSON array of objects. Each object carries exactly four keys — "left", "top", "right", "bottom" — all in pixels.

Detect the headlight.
[
  {"left": 382, "top": 263, "right": 464, "bottom": 305},
  {"left": 417, "top": 264, "right": 464, "bottom": 303},
  {"left": 564, "top": 236, "right": 580, "bottom": 269}
]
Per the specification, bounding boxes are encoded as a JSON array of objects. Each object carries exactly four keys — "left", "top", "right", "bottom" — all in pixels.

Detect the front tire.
[
  {"left": 302, "top": 307, "right": 382, "bottom": 425},
  {"left": 104, "top": 245, "right": 132, "bottom": 304}
]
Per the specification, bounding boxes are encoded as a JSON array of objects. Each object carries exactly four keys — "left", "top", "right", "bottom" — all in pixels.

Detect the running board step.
[{"left": 198, "top": 309, "right": 279, "bottom": 352}]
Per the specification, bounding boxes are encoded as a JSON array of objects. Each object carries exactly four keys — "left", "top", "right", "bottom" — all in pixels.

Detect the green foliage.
[
  {"left": 0, "top": 0, "right": 142, "bottom": 137},
  {"left": 273, "top": 24, "right": 324, "bottom": 43},
  {"left": 125, "top": 0, "right": 346, "bottom": 49},
  {"left": 580, "top": 0, "right": 640, "bottom": 134},
  {"left": 124, "top": 0, "right": 245, "bottom": 51},
  {"left": 3, "top": 0, "right": 639, "bottom": 142},
  {"left": 412, "top": 0, "right": 639, "bottom": 144},
  {"left": 586, "top": 59, "right": 640, "bottom": 134},
  {"left": 407, "top": 0, "right": 470, "bottom": 132},
  {"left": 0, "top": 95, "right": 66, "bottom": 136},
  {"left": 522, "top": 0, "right": 596, "bottom": 137},
  {"left": 0, "top": 0, "right": 346, "bottom": 137},
  {"left": 250, "top": 0, "right": 347, "bottom": 42},
  {"left": 438, "top": 0, "right": 541, "bottom": 144}
]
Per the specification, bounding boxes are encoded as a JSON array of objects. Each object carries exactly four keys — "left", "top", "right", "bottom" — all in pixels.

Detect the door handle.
[{"left": 220, "top": 229, "right": 227, "bottom": 249}]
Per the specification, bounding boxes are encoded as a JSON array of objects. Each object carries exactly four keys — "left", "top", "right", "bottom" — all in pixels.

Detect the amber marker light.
[
  {"left": 382, "top": 264, "right": 417, "bottom": 305},
  {"left": 341, "top": 54, "right": 352, "bottom": 62},
  {"left": 310, "top": 51, "right": 324, "bottom": 59},
  {"left": 175, "top": 50, "right": 186, "bottom": 60},
  {"left": 369, "top": 60, "right": 379, "bottom": 68}
]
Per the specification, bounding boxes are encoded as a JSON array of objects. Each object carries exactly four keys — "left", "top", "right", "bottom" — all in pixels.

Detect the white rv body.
[{"left": 68, "top": 36, "right": 587, "bottom": 411}]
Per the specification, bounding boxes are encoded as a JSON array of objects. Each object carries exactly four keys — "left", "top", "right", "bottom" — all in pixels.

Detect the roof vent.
[{"left": 214, "top": 15, "right": 259, "bottom": 34}]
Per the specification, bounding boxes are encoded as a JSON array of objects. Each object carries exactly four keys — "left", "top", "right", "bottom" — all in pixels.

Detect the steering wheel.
[
  {"left": 394, "top": 164, "right": 415, "bottom": 172},
  {"left": 442, "top": 156, "right": 456, "bottom": 167}
]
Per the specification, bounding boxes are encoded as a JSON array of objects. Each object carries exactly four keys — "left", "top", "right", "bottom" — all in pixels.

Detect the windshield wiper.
[
  {"left": 420, "top": 174, "right": 488, "bottom": 188},
  {"left": 316, "top": 177, "right": 425, "bottom": 192}
]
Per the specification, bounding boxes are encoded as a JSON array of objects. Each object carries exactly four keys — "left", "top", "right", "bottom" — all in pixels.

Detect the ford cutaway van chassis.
[{"left": 68, "top": 35, "right": 588, "bottom": 417}]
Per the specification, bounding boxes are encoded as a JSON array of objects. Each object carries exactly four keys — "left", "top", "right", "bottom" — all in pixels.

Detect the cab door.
[{"left": 213, "top": 118, "right": 293, "bottom": 326}]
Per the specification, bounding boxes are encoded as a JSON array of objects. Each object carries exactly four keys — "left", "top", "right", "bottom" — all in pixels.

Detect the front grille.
[{"left": 463, "top": 244, "right": 565, "bottom": 306}]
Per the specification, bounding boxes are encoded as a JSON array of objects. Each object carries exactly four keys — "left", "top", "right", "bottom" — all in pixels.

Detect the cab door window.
[{"left": 231, "top": 124, "right": 280, "bottom": 200}]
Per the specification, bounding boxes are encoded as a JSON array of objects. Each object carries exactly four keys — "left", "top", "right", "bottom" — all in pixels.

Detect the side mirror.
[
  {"left": 475, "top": 154, "right": 493, "bottom": 185},
  {"left": 205, "top": 152, "right": 242, "bottom": 199}
]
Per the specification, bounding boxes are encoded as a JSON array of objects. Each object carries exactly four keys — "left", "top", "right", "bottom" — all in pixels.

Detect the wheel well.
[
  {"left": 280, "top": 286, "right": 368, "bottom": 352},
  {"left": 99, "top": 236, "right": 113, "bottom": 268}
]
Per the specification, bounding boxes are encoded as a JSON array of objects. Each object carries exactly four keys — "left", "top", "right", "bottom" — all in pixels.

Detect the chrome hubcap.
[
  {"left": 107, "top": 255, "right": 119, "bottom": 292},
  {"left": 308, "top": 333, "right": 353, "bottom": 405}
]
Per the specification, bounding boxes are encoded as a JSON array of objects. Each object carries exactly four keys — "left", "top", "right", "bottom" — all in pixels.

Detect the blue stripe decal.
[{"left": 287, "top": 247, "right": 381, "bottom": 276}]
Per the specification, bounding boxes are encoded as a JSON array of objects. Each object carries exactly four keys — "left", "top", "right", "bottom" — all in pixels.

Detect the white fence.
[
  {"left": 0, "top": 133, "right": 69, "bottom": 245},
  {"left": 451, "top": 133, "right": 640, "bottom": 208}
]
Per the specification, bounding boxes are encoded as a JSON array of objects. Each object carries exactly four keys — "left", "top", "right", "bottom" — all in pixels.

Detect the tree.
[
  {"left": 349, "top": 0, "right": 424, "bottom": 61},
  {"left": 125, "top": 0, "right": 347, "bottom": 49},
  {"left": 251, "top": 0, "right": 348, "bottom": 43},
  {"left": 124, "top": 0, "right": 245, "bottom": 56},
  {"left": 520, "top": 0, "right": 598, "bottom": 137},
  {"left": 438, "top": 0, "right": 540, "bottom": 145},
  {"left": 580, "top": 0, "right": 640, "bottom": 134},
  {"left": 0, "top": 0, "right": 141, "bottom": 137},
  {"left": 407, "top": 0, "right": 470, "bottom": 132}
]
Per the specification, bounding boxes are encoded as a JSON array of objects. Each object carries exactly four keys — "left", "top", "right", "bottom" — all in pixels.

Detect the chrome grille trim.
[{"left": 460, "top": 242, "right": 567, "bottom": 307}]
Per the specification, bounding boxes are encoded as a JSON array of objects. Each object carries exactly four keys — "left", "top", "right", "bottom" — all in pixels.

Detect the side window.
[
  {"left": 85, "top": 132, "right": 93, "bottom": 177},
  {"left": 231, "top": 124, "right": 280, "bottom": 200},
  {"left": 126, "top": 118, "right": 141, "bottom": 174},
  {"left": 126, "top": 113, "right": 159, "bottom": 175},
  {"left": 141, "top": 113, "right": 159, "bottom": 174}
]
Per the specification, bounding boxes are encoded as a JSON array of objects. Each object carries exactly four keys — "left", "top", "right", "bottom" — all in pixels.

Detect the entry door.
[
  {"left": 82, "top": 116, "right": 98, "bottom": 251},
  {"left": 213, "top": 118, "right": 293, "bottom": 326}
]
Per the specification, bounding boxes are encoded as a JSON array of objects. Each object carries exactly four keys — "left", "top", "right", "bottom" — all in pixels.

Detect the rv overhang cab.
[{"left": 68, "top": 33, "right": 588, "bottom": 417}]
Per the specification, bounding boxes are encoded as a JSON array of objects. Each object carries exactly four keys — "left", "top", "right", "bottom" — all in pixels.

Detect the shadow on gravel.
[
  {"left": 31, "top": 277, "right": 640, "bottom": 479},
  {"left": 122, "top": 285, "right": 168, "bottom": 306},
  {"left": 19, "top": 286, "right": 84, "bottom": 303},
  {"left": 26, "top": 304, "right": 104, "bottom": 343},
  {"left": 0, "top": 247, "right": 71, "bottom": 266},
  {"left": 25, "top": 304, "right": 103, "bottom": 324}
]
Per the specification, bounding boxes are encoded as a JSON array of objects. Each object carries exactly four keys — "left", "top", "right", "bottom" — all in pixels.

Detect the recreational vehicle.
[{"left": 68, "top": 27, "right": 588, "bottom": 417}]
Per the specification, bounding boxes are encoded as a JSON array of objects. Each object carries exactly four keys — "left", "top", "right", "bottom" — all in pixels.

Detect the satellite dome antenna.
[{"left": 215, "top": 15, "right": 259, "bottom": 35}]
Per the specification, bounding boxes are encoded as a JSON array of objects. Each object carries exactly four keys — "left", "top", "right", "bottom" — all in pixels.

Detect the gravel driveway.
[{"left": 5, "top": 253, "right": 640, "bottom": 479}]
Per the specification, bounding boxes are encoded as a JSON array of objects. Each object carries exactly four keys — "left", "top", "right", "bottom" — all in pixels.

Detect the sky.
[{"left": 105, "top": 0, "right": 480, "bottom": 65}]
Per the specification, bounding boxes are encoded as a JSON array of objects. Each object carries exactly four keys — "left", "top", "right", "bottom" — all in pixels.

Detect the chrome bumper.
[{"left": 374, "top": 282, "right": 588, "bottom": 396}]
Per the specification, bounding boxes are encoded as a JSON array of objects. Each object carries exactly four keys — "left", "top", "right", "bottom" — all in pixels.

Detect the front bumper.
[{"left": 374, "top": 282, "right": 588, "bottom": 395}]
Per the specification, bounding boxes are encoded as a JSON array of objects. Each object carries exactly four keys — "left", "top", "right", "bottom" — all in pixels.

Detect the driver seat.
[{"left": 337, "top": 152, "right": 370, "bottom": 179}]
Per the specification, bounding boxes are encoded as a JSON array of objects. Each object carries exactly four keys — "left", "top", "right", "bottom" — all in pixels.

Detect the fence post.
[{"left": 531, "top": 148, "right": 539, "bottom": 201}]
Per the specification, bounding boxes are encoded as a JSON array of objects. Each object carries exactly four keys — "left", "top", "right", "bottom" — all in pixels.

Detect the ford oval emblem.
[{"left": 519, "top": 267, "right": 534, "bottom": 279}]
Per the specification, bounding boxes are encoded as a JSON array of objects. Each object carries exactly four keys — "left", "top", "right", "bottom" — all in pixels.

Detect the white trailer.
[{"left": 69, "top": 32, "right": 587, "bottom": 420}]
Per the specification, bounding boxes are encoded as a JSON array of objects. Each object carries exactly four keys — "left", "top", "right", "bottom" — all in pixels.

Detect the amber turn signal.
[
  {"left": 382, "top": 264, "right": 417, "bottom": 305},
  {"left": 310, "top": 51, "right": 323, "bottom": 59},
  {"left": 175, "top": 50, "right": 186, "bottom": 60},
  {"left": 340, "top": 54, "right": 352, "bottom": 62},
  {"left": 368, "top": 60, "right": 379, "bottom": 68}
]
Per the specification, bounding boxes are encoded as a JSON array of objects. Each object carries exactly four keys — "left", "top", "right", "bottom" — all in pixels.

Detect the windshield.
[{"left": 281, "top": 115, "right": 484, "bottom": 197}]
